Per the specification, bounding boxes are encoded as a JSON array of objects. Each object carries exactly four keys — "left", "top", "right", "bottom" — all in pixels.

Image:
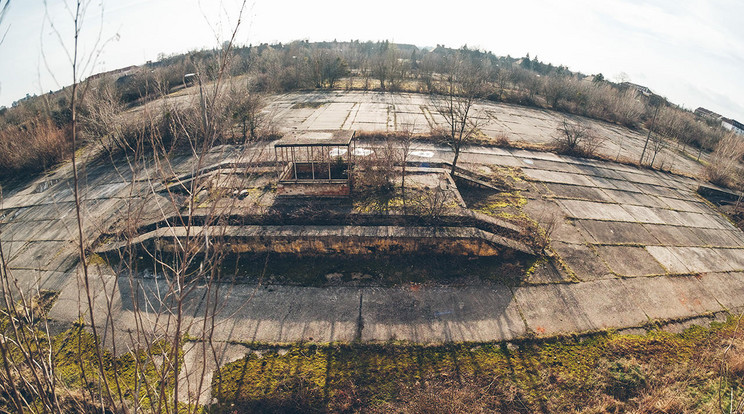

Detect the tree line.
[{"left": 0, "top": 40, "right": 733, "bottom": 177}]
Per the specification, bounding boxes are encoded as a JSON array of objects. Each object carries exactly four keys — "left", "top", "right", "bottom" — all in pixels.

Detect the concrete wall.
[
  {"left": 158, "top": 234, "right": 505, "bottom": 257},
  {"left": 276, "top": 181, "right": 350, "bottom": 197}
]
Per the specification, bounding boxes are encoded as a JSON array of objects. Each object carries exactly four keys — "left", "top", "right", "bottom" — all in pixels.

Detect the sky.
[{"left": 0, "top": 0, "right": 742, "bottom": 121}]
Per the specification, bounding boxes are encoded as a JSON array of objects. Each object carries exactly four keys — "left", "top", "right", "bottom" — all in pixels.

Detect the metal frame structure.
[{"left": 274, "top": 130, "right": 356, "bottom": 197}]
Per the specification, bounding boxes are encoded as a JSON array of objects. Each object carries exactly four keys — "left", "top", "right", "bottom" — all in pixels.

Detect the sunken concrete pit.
[{"left": 94, "top": 157, "right": 537, "bottom": 288}]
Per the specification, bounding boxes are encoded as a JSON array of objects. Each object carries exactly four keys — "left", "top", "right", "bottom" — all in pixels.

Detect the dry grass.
[
  {"left": 372, "top": 378, "right": 520, "bottom": 414},
  {"left": 0, "top": 116, "right": 71, "bottom": 176},
  {"left": 493, "top": 132, "right": 510, "bottom": 147}
]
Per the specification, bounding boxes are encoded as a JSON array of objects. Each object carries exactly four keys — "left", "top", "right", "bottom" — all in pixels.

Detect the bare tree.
[
  {"left": 398, "top": 125, "right": 415, "bottom": 205},
  {"left": 494, "top": 65, "right": 511, "bottom": 100},
  {"left": 417, "top": 52, "right": 439, "bottom": 93},
  {"left": 372, "top": 41, "right": 400, "bottom": 91},
  {"left": 0, "top": 1, "right": 257, "bottom": 413},
  {"left": 229, "top": 80, "right": 272, "bottom": 141},
  {"left": 648, "top": 131, "right": 667, "bottom": 168},
  {"left": 431, "top": 50, "right": 488, "bottom": 175}
]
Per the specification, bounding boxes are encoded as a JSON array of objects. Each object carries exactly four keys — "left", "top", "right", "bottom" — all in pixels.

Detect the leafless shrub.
[
  {"left": 409, "top": 183, "right": 450, "bottom": 220},
  {"left": 552, "top": 118, "right": 605, "bottom": 157},
  {"left": 493, "top": 132, "right": 510, "bottom": 147},
  {"left": 227, "top": 82, "right": 275, "bottom": 141},
  {"left": 81, "top": 78, "right": 142, "bottom": 152},
  {"left": 533, "top": 210, "right": 559, "bottom": 251},
  {"left": 647, "top": 132, "right": 668, "bottom": 169},
  {"left": 0, "top": 116, "right": 70, "bottom": 175},
  {"left": 705, "top": 132, "right": 744, "bottom": 189},
  {"left": 543, "top": 74, "right": 574, "bottom": 109},
  {"left": 398, "top": 126, "right": 415, "bottom": 205},
  {"left": 610, "top": 88, "right": 645, "bottom": 128},
  {"left": 353, "top": 140, "right": 397, "bottom": 204}
]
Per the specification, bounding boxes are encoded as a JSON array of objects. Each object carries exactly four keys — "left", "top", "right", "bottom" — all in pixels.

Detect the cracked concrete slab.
[
  {"left": 601, "top": 189, "right": 667, "bottom": 208},
  {"left": 621, "top": 276, "right": 723, "bottom": 321},
  {"left": 0, "top": 90, "right": 742, "bottom": 350},
  {"left": 666, "top": 247, "right": 739, "bottom": 273},
  {"left": 642, "top": 224, "right": 705, "bottom": 246},
  {"left": 596, "top": 245, "right": 666, "bottom": 276},
  {"left": 522, "top": 169, "right": 597, "bottom": 187},
  {"left": 696, "top": 272, "right": 744, "bottom": 313},
  {"left": 551, "top": 241, "right": 613, "bottom": 281},
  {"left": 513, "top": 279, "right": 647, "bottom": 336},
  {"left": 577, "top": 220, "right": 660, "bottom": 245},
  {"left": 559, "top": 199, "right": 635, "bottom": 221},
  {"left": 645, "top": 246, "right": 692, "bottom": 274},
  {"left": 622, "top": 205, "right": 668, "bottom": 224},
  {"left": 361, "top": 286, "right": 526, "bottom": 343},
  {"left": 544, "top": 183, "right": 613, "bottom": 203},
  {"left": 190, "top": 285, "right": 362, "bottom": 343}
]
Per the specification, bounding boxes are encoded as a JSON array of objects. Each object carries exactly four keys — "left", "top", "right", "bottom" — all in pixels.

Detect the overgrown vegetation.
[
  {"left": 0, "top": 1, "right": 260, "bottom": 412},
  {"left": 0, "top": 40, "right": 733, "bottom": 181},
  {"left": 0, "top": 115, "right": 71, "bottom": 175},
  {"left": 0, "top": 290, "right": 181, "bottom": 413},
  {"left": 706, "top": 131, "right": 744, "bottom": 189},
  {"left": 212, "top": 315, "right": 744, "bottom": 413}
]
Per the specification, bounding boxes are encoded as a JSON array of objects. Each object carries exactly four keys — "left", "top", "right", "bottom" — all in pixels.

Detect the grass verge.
[{"left": 212, "top": 315, "right": 744, "bottom": 413}]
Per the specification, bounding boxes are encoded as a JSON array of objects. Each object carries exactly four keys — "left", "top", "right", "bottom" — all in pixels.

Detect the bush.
[
  {"left": 0, "top": 116, "right": 71, "bottom": 176},
  {"left": 552, "top": 118, "right": 605, "bottom": 157},
  {"left": 705, "top": 132, "right": 744, "bottom": 189}
]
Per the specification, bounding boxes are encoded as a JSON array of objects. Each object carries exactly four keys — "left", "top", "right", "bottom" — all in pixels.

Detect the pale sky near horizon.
[{"left": 0, "top": 0, "right": 742, "bottom": 121}]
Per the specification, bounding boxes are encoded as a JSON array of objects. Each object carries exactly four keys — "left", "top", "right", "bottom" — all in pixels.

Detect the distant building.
[
  {"left": 694, "top": 107, "right": 723, "bottom": 121},
  {"left": 722, "top": 118, "right": 744, "bottom": 135},
  {"left": 620, "top": 82, "right": 652, "bottom": 96},
  {"left": 86, "top": 65, "right": 138, "bottom": 81},
  {"left": 695, "top": 107, "right": 744, "bottom": 135}
]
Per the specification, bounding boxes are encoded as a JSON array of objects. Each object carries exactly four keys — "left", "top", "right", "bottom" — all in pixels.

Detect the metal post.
[
  {"left": 274, "top": 146, "right": 280, "bottom": 179},
  {"left": 292, "top": 146, "right": 298, "bottom": 182},
  {"left": 308, "top": 146, "right": 314, "bottom": 180}
]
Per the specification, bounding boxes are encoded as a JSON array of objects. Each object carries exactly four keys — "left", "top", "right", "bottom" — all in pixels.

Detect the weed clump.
[{"left": 602, "top": 360, "right": 647, "bottom": 401}]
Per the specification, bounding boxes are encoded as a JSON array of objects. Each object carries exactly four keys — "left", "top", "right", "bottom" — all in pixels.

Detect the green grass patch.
[{"left": 212, "top": 316, "right": 744, "bottom": 413}]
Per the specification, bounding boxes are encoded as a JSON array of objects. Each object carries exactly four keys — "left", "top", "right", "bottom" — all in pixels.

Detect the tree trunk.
[{"left": 451, "top": 146, "right": 460, "bottom": 175}]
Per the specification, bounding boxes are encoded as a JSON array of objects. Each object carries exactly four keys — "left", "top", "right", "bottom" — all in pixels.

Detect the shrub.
[
  {"left": 705, "top": 132, "right": 744, "bottom": 189},
  {"left": 493, "top": 132, "right": 510, "bottom": 147},
  {"left": 0, "top": 116, "right": 71, "bottom": 176},
  {"left": 552, "top": 118, "right": 605, "bottom": 157}
]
